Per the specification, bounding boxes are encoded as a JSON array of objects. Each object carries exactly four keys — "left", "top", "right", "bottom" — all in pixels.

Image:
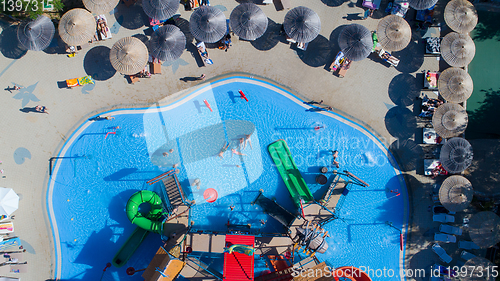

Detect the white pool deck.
[{"left": 0, "top": 0, "right": 483, "bottom": 280}]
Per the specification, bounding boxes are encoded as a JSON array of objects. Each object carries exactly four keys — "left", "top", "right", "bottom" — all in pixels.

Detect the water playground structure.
[{"left": 106, "top": 138, "right": 383, "bottom": 281}]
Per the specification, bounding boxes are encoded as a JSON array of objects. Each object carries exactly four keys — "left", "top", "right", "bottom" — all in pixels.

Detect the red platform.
[{"left": 223, "top": 235, "right": 255, "bottom": 281}]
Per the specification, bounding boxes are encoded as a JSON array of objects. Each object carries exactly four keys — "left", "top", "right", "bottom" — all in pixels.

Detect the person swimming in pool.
[
  {"left": 240, "top": 133, "right": 252, "bottom": 149},
  {"left": 218, "top": 142, "right": 230, "bottom": 159},
  {"left": 332, "top": 150, "right": 340, "bottom": 168},
  {"left": 231, "top": 149, "right": 246, "bottom": 156}
]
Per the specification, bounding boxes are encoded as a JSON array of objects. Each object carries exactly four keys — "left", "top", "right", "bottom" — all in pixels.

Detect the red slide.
[
  {"left": 239, "top": 90, "right": 249, "bottom": 102},
  {"left": 223, "top": 235, "right": 254, "bottom": 281}
]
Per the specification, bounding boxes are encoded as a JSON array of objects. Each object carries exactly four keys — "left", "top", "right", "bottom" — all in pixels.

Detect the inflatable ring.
[
  {"left": 125, "top": 190, "right": 164, "bottom": 233},
  {"left": 203, "top": 188, "right": 218, "bottom": 203}
]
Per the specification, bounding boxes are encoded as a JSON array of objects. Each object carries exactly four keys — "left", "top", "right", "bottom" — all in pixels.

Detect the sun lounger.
[
  {"left": 280, "top": 0, "right": 291, "bottom": 10},
  {"left": 286, "top": 35, "right": 297, "bottom": 43},
  {"left": 426, "top": 37, "right": 441, "bottom": 55},
  {"left": 424, "top": 71, "right": 439, "bottom": 89},
  {"left": 375, "top": 46, "right": 399, "bottom": 67},
  {"left": 196, "top": 42, "right": 213, "bottom": 66},
  {"left": 330, "top": 51, "right": 345, "bottom": 73},
  {"left": 433, "top": 205, "right": 455, "bottom": 215},
  {"left": 297, "top": 42, "right": 309, "bottom": 51},
  {"left": 433, "top": 214, "right": 455, "bottom": 223},
  {"left": 0, "top": 223, "right": 13, "bottom": 235},
  {"left": 363, "top": 0, "right": 382, "bottom": 10},
  {"left": 95, "top": 15, "right": 112, "bottom": 41},
  {"left": 338, "top": 58, "right": 352, "bottom": 78},
  {"left": 0, "top": 262, "right": 27, "bottom": 274},
  {"left": 423, "top": 128, "right": 445, "bottom": 144},
  {"left": 0, "top": 277, "right": 20, "bottom": 281},
  {"left": 0, "top": 237, "right": 22, "bottom": 253},
  {"left": 66, "top": 75, "right": 95, "bottom": 88},
  {"left": 458, "top": 240, "right": 479, "bottom": 250},
  {"left": 2, "top": 252, "right": 23, "bottom": 263},
  {"left": 435, "top": 233, "right": 456, "bottom": 243},
  {"left": 460, "top": 251, "right": 476, "bottom": 261},
  {"left": 432, "top": 243, "right": 452, "bottom": 264},
  {"left": 424, "top": 159, "right": 440, "bottom": 176},
  {"left": 390, "top": 0, "right": 409, "bottom": 17},
  {"left": 439, "top": 224, "right": 462, "bottom": 236}
]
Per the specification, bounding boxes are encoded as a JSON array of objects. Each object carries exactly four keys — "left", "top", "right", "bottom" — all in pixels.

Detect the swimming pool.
[{"left": 47, "top": 74, "right": 408, "bottom": 280}]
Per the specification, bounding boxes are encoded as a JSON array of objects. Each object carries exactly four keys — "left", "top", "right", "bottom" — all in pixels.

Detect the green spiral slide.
[
  {"left": 268, "top": 140, "right": 313, "bottom": 206},
  {"left": 112, "top": 190, "right": 165, "bottom": 268}
]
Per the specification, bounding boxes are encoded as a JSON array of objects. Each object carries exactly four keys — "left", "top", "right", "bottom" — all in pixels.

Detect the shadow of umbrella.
[
  {"left": 250, "top": 18, "right": 281, "bottom": 51},
  {"left": 388, "top": 73, "right": 420, "bottom": 106},
  {"left": 114, "top": 1, "right": 149, "bottom": 30},
  {"left": 389, "top": 138, "right": 423, "bottom": 172},
  {"left": 175, "top": 17, "right": 195, "bottom": 46},
  {"left": 132, "top": 33, "right": 149, "bottom": 44},
  {"left": 409, "top": 247, "right": 435, "bottom": 279},
  {"left": 385, "top": 106, "right": 417, "bottom": 139},
  {"left": 328, "top": 24, "right": 346, "bottom": 51},
  {"left": 0, "top": 25, "right": 27, "bottom": 59},
  {"left": 392, "top": 40, "right": 424, "bottom": 73},
  {"left": 321, "top": 0, "right": 349, "bottom": 7},
  {"left": 297, "top": 35, "right": 331, "bottom": 67},
  {"left": 84, "top": 46, "right": 116, "bottom": 81}
]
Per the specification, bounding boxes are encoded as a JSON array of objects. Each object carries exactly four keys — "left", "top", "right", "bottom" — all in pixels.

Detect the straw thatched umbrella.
[
  {"left": 110, "top": 37, "right": 149, "bottom": 75},
  {"left": 440, "top": 137, "right": 473, "bottom": 174},
  {"left": 469, "top": 211, "right": 500, "bottom": 248},
  {"left": 17, "top": 15, "right": 55, "bottom": 51},
  {"left": 230, "top": 3, "right": 268, "bottom": 41},
  {"left": 441, "top": 32, "right": 475, "bottom": 67},
  {"left": 376, "top": 15, "right": 411, "bottom": 52},
  {"left": 58, "top": 8, "right": 96, "bottom": 46},
  {"left": 338, "top": 24, "right": 372, "bottom": 61},
  {"left": 408, "top": 0, "right": 437, "bottom": 11},
  {"left": 150, "top": 25, "right": 186, "bottom": 62},
  {"left": 444, "top": 0, "right": 478, "bottom": 34},
  {"left": 283, "top": 6, "right": 321, "bottom": 43},
  {"left": 463, "top": 257, "right": 496, "bottom": 281},
  {"left": 83, "top": 0, "right": 120, "bottom": 14},
  {"left": 432, "top": 103, "right": 468, "bottom": 139},
  {"left": 438, "top": 67, "right": 473, "bottom": 103},
  {"left": 142, "top": 0, "right": 179, "bottom": 21},
  {"left": 438, "top": 175, "right": 473, "bottom": 212},
  {"left": 189, "top": 6, "right": 226, "bottom": 43}
]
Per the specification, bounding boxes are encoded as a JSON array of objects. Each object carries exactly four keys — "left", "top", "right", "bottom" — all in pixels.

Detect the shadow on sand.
[{"left": 84, "top": 46, "right": 116, "bottom": 81}]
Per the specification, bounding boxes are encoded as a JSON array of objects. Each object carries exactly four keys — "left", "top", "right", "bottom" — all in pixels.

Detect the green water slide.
[
  {"left": 268, "top": 140, "right": 313, "bottom": 206},
  {"left": 112, "top": 190, "right": 165, "bottom": 268}
]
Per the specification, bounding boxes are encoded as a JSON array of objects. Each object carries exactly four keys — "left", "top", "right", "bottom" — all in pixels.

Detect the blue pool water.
[{"left": 48, "top": 75, "right": 408, "bottom": 280}]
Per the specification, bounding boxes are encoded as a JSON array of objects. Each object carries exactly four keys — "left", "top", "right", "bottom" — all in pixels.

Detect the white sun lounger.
[
  {"left": 0, "top": 222, "right": 13, "bottom": 234},
  {"left": 2, "top": 252, "right": 23, "bottom": 263},
  {"left": 460, "top": 251, "right": 476, "bottom": 261},
  {"left": 196, "top": 42, "right": 213, "bottom": 66},
  {"left": 0, "top": 277, "right": 20, "bottom": 281},
  {"left": 458, "top": 240, "right": 480, "bottom": 250},
  {"left": 435, "top": 233, "right": 456, "bottom": 243},
  {"left": 433, "top": 214, "right": 455, "bottom": 223},
  {"left": 432, "top": 243, "right": 452, "bottom": 264},
  {"left": 0, "top": 262, "right": 27, "bottom": 274},
  {"left": 439, "top": 224, "right": 462, "bottom": 236},
  {"left": 95, "top": 15, "right": 112, "bottom": 40}
]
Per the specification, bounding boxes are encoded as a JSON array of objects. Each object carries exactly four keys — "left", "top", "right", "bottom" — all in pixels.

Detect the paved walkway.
[{"left": 0, "top": 0, "right": 494, "bottom": 280}]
